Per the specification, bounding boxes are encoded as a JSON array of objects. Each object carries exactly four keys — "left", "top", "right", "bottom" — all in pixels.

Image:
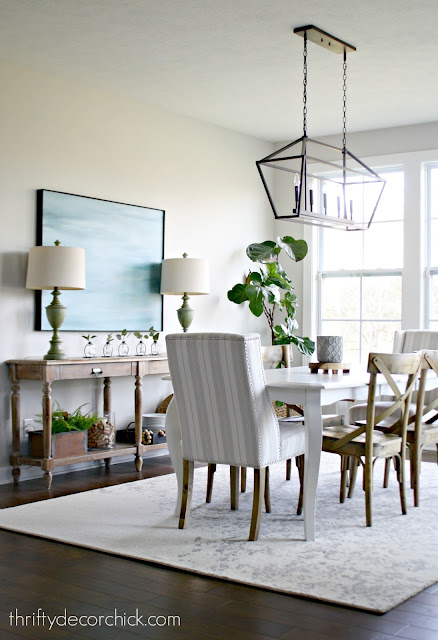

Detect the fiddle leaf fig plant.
[{"left": 227, "top": 236, "right": 315, "bottom": 357}]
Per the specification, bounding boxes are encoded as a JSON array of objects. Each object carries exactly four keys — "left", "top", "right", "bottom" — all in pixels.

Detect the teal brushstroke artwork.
[{"left": 36, "top": 190, "right": 164, "bottom": 331}]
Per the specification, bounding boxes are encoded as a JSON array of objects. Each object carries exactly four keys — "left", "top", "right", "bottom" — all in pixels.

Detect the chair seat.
[
  {"left": 350, "top": 401, "right": 416, "bottom": 428},
  {"left": 357, "top": 417, "right": 438, "bottom": 446},
  {"left": 279, "top": 422, "right": 306, "bottom": 460},
  {"left": 322, "top": 423, "right": 402, "bottom": 458}
]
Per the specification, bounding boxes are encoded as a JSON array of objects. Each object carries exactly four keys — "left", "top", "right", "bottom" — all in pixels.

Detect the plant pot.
[{"left": 29, "top": 430, "right": 88, "bottom": 459}]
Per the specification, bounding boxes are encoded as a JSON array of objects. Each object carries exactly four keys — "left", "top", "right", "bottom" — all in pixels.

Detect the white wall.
[{"left": 0, "top": 59, "right": 274, "bottom": 483}]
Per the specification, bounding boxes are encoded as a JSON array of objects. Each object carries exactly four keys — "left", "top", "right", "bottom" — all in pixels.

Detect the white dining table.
[{"left": 164, "top": 365, "right": 372, "bottom": 541}]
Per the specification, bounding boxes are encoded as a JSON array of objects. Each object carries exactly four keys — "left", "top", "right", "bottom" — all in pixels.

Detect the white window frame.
[
  {"left": 425, "top": 162, "right": 438, "bottom": 327},
  {"left": 301, "top": 149, "right": 438, "bottom": 348}
]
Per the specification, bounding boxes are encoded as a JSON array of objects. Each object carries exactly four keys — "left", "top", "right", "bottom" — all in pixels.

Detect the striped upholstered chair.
[{"left": 166, "top": 332, "right": 306, "bottom": 541}]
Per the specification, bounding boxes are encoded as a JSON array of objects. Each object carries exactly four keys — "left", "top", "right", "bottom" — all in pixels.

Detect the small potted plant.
[
  {"left": 149, "top": 327, "right": 160, "bottom": 355},
  {"left": 30, "top": 402, "right": 98, "bottom": 458},
  {"left": 134, "top": 331, "right": 148, "bottom": 356},
  {"left": 116, "top": 329, "right": 131, "bottom": 356},
  {"left": 103, "top": 333, "right": 114, "bottom": 357},
  {"left": 82, "top": 334, "right": 97, "bottom": 358}
]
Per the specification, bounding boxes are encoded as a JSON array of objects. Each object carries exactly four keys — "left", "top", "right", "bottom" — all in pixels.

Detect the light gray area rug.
[{"left": 0, "top": 453, "right": 437, "bottom": 613}]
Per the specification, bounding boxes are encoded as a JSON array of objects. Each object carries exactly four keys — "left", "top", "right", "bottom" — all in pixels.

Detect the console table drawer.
[{"left": 58, "top": 362, "right": 134, "bottom": 379}]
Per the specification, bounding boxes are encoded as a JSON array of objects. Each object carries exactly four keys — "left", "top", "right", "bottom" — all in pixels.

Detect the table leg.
[
  {"left": 302, "top": 390, "right": 323, "bottom": 541},
  {"left": 134, "top": 375, "right": 143, "bottom": 471},
  {"left": 10, "top": 366, "right": 21, "bottom": 484},
  {"left": 103, "top": 377, "right": 112, "bottom": 417},
  {"left": 42, "top": 381, "right": 53, "bottom": 490},
  {"left": 165, "top": 398, "right": 183, "bottom": 516}
]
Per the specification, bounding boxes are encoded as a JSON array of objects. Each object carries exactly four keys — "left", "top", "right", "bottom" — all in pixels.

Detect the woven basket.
[{"left": 156, "top": 394, "right": 173, "bottom": 414}]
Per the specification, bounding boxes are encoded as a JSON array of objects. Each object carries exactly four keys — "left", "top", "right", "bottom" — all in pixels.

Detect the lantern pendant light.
[{"left": 256, "top": 25, "right": 385, "bottom": 230}]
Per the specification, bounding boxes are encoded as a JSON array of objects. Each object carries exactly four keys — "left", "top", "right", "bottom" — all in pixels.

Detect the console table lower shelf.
[{"left": 6, "top": 355, "right": 169, "bottom": 488}]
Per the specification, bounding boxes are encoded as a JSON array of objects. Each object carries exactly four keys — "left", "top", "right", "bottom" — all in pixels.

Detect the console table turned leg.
[
  {"left": 134, "top": 375, "right": 143, "bottom": 471},
  {"left": 12, "top": 467, "right": 21, "bottom": 485},
  {"left": 43, "top": 471, "right": 53, "bottom": 489},
  {"left": 103, "top": 377, "right": 112, "bottom": 417},
  {"left": 10, "top": 369, "right": 21, "bottom": 484},
  {"left": 42, "top": 381, "right": 53, "bottom": 488}
]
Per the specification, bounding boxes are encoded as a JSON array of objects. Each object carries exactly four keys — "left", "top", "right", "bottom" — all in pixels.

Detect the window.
[
  {"left": 318, "top": 170, "right": 404, "bottom": 363},
  {"left": 426, "top": 163, "right": 438, "bottom": 329}
]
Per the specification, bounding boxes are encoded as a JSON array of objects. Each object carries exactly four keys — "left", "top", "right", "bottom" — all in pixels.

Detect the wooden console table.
[{"left": 6, "top": 355, "right": 169, "bottom": 488}]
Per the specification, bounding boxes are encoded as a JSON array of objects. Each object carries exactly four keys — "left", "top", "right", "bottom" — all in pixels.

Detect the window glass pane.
[
  {"left": 321, "top": 277, "right": 360, "bottom": 320},
  {"left": 363, "top": 221, "right": 403, "bottom": 268},
  {"left": 430, "top": 167, "right": 438, "bottom": 219},
  {"left": 362, "top": 276, "right": 402, "bottom": 320},
  {"left": 320, "top": 320, "right": 360, "bottom": 363},
  {"left": 374, "top": 171, "right": 404, "bottom": 222},
  {"left": 430, "top": 275, "right": 438, "bottom": 320},
  {"left": 361, "top": 321, "right": 401, "bottom": 358},
  {"left": 320, "top": 228, "right": 362, "bottom": 270},
  {"left": 430, "top": 220, "right": 438, "bottom": 266}
]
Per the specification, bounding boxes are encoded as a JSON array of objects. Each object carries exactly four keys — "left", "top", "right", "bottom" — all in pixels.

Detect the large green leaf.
[
  {"left": 246, "top": 241, "right": 280, "bottom": 263},
  {"left": 227, "top": 283, "right": 250, "bottom": 304},
  {"left": 248, "top": 271, "right": 262, "bottom": 284},
  {"left": 262, "top": 284, "right": 281, "bottom": 305},
  {"left": 266, "top": 275, "right": 290, "bottom": 290},
  {"left": 247, "top": 289, "right": 264, "bottom": 316},
  {"left": 278, "top": 236, "right": 308, "bottom": 262}
]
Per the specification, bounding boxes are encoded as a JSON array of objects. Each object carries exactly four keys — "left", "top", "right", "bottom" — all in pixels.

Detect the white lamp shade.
[
  {"left": 26, "top": 245, "right": 86, "bottom": 290},
  {"left": 160, "top": 257, "right": 210, "bottom": 295}
]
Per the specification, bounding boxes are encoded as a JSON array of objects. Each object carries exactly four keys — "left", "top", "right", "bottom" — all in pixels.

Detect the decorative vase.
[
  {"left": 150, "top": 340, "right": 159, "bottom": 356},
  {"left": 103, "top": 342, "right": 113, "bottom": 357},
  {"left": 118, "top": 340, "right": 129, "bottom": 357},
  {"left": 136, "top": 340, "right": 146, "bottom": 356},
  {"left": 317, "top": 336, "right": 343, "bottom": 363},
  {"left": 84, "top": 341, "right": 96, "bottom": 358}
]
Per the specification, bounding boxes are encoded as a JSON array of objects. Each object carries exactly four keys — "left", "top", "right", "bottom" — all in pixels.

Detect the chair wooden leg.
[
  {"left": 249, "top": 468, "right": 266, "bottom": 541},
  {"left": 348, "top": 457, "right": 359, "bottom": 498},
  {"left": 179, "top": 459, "right": 194, "bottom": 529},
  {"left": 364, "top": 455, "right": 373, "bottom": 527},
  {"left": 394, "top": 455, "right": 407, "bottom": 515},
  {"left": 241, "top": 467, "right": 247, "bottom": 493},
  {"left": 340, "top": 456, "right": 349, "bottom": 503},
  {"left": 286, "top": 459, "right": 292, "bottom": 480},
  {"left": 206, "top": 463, "right": 216, "bottom": 503},
  {"left": 230, "top": 466, "right": 239, "bottom": 510},
  {"left": 264, "top": 466, "right": 271, "bottom": 513},
  {"left": 411, "top": 449, "right": 420, "bottom": 507},
  {"left": 383, "top": 457, "right": 391, "bottom": 488},
  {"left": 296, "top": 455, "right": 304, "bottom": 516}
]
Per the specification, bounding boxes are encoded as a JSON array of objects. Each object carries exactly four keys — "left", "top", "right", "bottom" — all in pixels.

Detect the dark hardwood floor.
[{"left": 0, "top": 455, "right": 437, "bottom": 640}]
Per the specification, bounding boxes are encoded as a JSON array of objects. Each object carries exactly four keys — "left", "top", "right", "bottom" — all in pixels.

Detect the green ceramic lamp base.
[
  {"left": 177, "top": 293, "right": 195, "bottom": 333},
  {"left": 44, "top": 287, "right": 68, "bottom": 360}
]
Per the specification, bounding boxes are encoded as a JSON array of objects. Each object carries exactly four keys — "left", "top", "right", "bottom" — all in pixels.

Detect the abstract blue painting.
[{"left": 36, "top": 190, "right": 164, "bottom": 331}]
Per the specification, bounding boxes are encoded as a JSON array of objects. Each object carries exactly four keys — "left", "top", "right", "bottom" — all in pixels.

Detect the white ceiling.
[{"left": 1, "top": 0, "right": 437, "bottom": 142}]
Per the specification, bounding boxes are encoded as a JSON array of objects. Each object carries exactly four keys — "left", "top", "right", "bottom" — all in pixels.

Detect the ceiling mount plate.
[{"left": 293, "top": 25, "right": 356, "bottom": 54}]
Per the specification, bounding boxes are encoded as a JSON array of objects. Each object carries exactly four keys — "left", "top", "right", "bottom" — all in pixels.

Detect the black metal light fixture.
[{"left": 257, "top": 25, "right": 385, "bottom": 230}]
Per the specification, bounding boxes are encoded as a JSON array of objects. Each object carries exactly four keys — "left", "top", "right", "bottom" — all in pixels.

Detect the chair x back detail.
[
  {"left": 166, "top": 333, "right": 306, "bottom": 541},
  {"left": 406, "top": 350, "right": 438, "bottom": 505},
  {"left": 322, "top": 352, "right": 422, "bottom": 526}
]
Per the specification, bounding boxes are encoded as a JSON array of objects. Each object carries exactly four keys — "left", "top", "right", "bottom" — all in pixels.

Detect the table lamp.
[
  {"left": 26, "top": 240, "right": 86, "bottom": 359},
  {"left": 160, "top": 253, "right": 210, "bottom": 332}
]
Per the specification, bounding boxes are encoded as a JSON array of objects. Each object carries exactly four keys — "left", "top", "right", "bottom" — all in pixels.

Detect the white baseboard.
[{"left": 0, "top": 448, "right": 169, "bottom": 486}]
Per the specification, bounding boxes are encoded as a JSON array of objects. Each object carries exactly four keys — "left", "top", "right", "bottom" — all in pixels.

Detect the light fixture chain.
[
  {"left": 303, "top": 31, "right": 308, "bottom": 137},
  {"left": 342, "top": 49, "right": 347, "bottom": 149}
]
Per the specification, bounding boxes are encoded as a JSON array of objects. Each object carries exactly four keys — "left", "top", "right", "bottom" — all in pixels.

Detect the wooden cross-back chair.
[
  {"left": 349, "top": 330, "right": 438, "bottom": 490},
  {"left": 374, "top": 349, "right": 438, "bottom": 507},
  {"left": 322, "top": 352, "right": 422, "bottom": 526}
]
